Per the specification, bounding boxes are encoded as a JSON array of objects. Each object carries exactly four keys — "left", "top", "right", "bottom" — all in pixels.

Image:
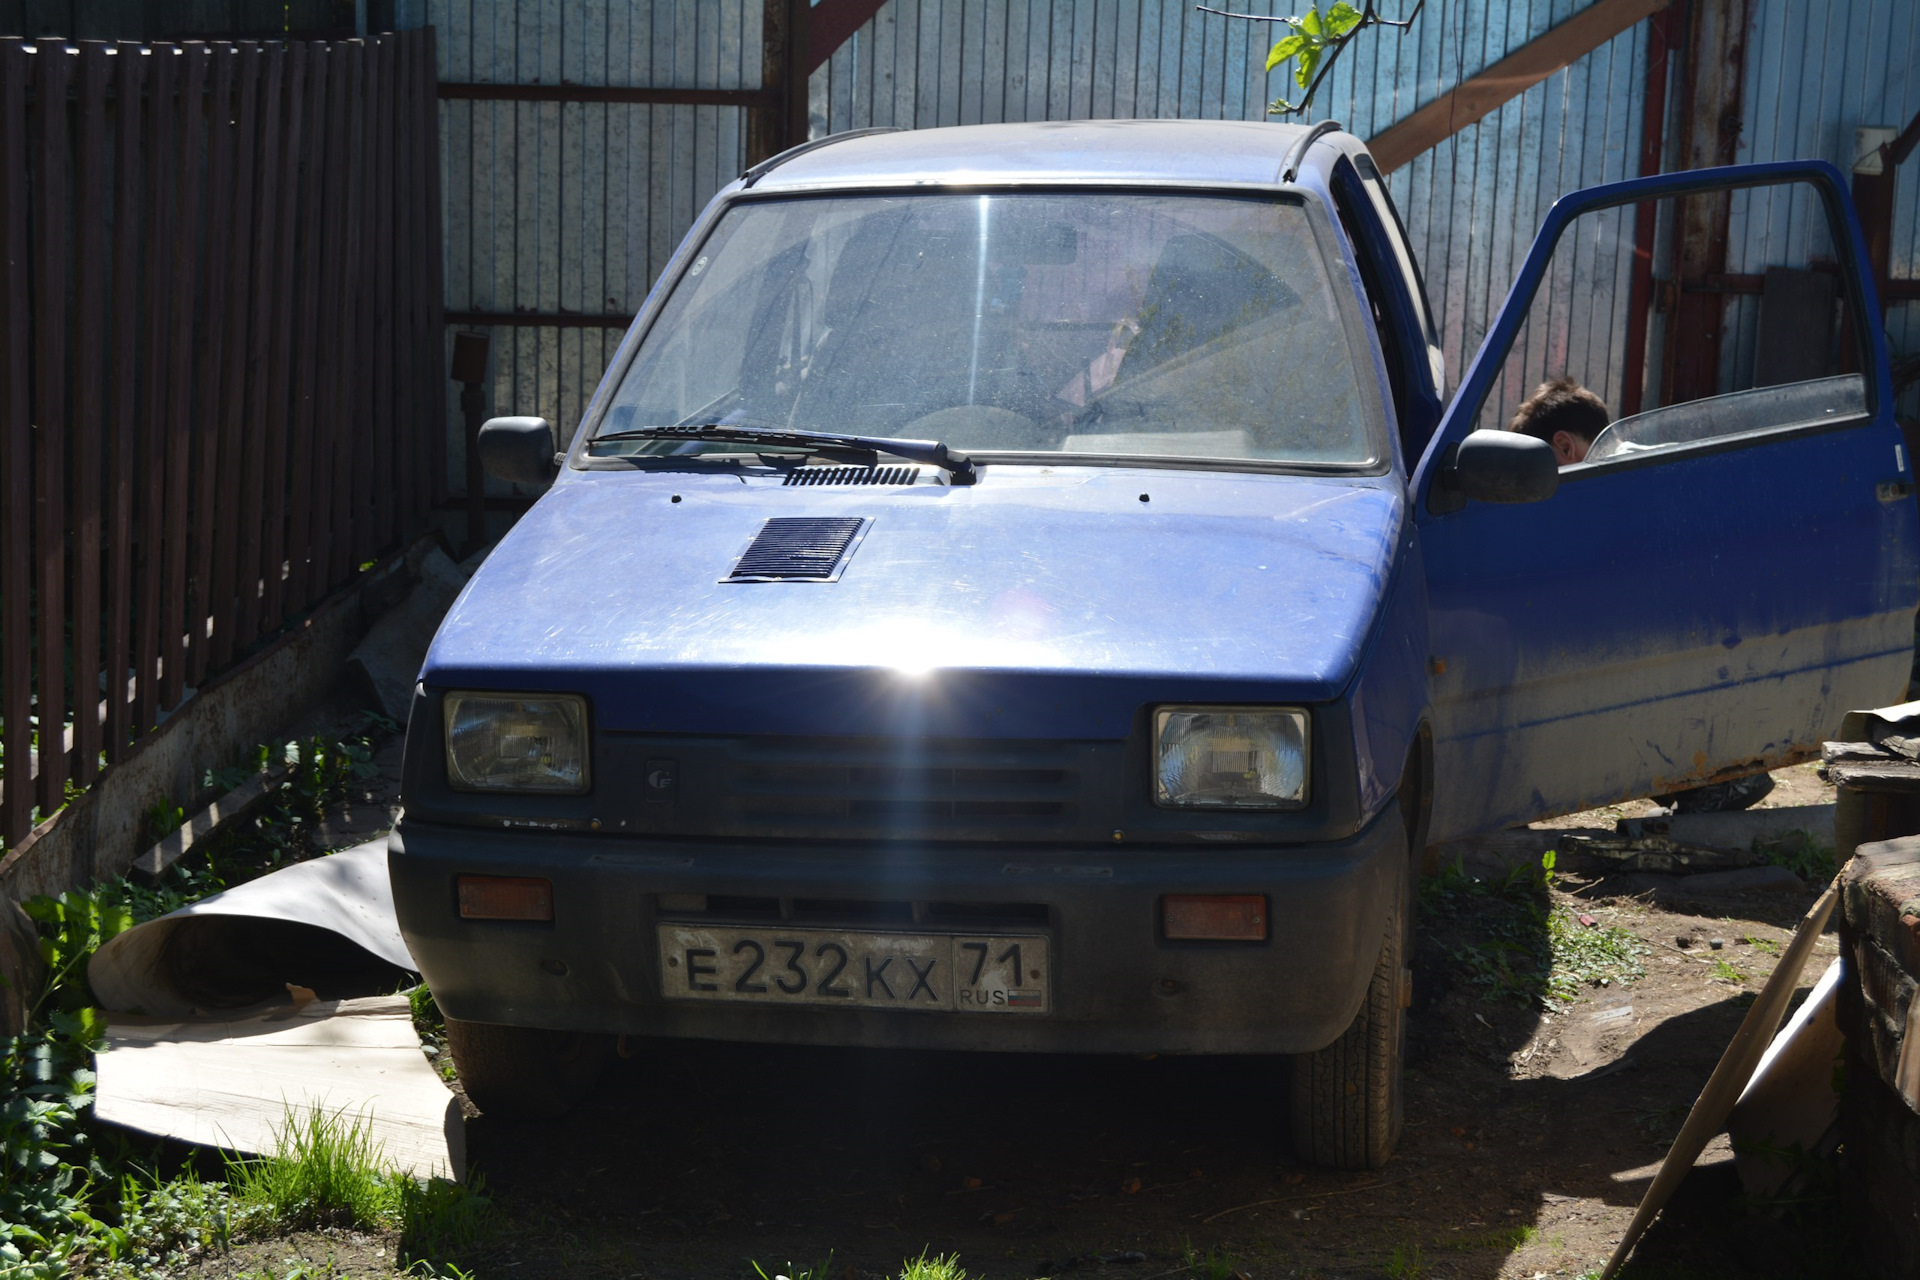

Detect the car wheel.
[
  {"left": 443, "top": 1016, "right": 615, "bottom": 1120},
  {"left": 1288, "top": 896, "right": 1406, "bottom": 1170}
]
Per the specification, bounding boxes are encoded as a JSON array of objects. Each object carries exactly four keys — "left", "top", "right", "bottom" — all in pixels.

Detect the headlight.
[
  {"left": 444, "top": 692, "right": 590, "bottom": 794},
  {"left": 1153, "top": 706, "right": 1308, "bottom": 809}
]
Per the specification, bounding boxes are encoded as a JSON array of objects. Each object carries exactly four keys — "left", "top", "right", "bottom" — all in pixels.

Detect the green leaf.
[
  {"left": 1295, "top": 44, "right": 1322, "bottom": 91},
  {"left": 1327, "top": 1, "right": 1365, "bottom": 37},
  {"left": 1264, "top": 33, "right": 1305, "bottom": 72},
  {"left": 1300, "top": 6, "right": 1323, "bottom": 37}
]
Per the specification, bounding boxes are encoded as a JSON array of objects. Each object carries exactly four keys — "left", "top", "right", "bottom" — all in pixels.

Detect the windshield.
[{"left": 597, "top": 191, "right": 1379, "bottom": 467}]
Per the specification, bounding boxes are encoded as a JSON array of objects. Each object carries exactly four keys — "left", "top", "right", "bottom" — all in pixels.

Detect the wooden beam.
[
  {"left": 1367, "top": 0, "right": 1669, "bottom": 173},
  {"left": 804, "top": 0, "right": 890, "bottom": 75}
]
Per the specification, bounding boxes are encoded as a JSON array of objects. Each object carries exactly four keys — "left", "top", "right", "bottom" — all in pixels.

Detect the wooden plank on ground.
[
  {"left": 104, "top": 42, "right": 145, "bottom": 765},
  {"left": 71, "top": 44, "right": 111, "bottom": 787},
  {"left": 0, "top": 41, "right": 32, "bottom": 845},
  {"left": 1368, "top": 0, "right": 1670, "bottom": 174},
  {"left": 32, "top": 43, "right": 72, "bottom": 819}
]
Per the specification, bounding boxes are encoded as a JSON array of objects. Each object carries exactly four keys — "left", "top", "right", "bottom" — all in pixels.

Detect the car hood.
[{"left": 424, "top": 465, "right": 1404, "bottom": 738}]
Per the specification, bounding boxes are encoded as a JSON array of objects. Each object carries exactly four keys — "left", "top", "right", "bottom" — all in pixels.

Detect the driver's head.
[{"left": 1509, "top": 377, "right": 1610, "bottom": 466}]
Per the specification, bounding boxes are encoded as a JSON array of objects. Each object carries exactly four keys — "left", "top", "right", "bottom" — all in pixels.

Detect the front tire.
[
  {"left": 443, "top": 1017, "right": 615, "bottom": 1120},
  {"left": 1288, "top": 897, "right": 1406, "bottom": 1170}
]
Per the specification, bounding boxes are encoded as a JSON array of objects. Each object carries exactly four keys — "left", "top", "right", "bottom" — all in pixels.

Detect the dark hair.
[{"left": 1508, "top": 378, "right": 1611, "bottom": 445}]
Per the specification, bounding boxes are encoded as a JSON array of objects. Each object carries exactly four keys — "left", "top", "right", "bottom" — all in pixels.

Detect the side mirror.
[
  {"left": 1434, "top": 430, "right": 1558, "bottom": 511},
  {"left": 478, "top": 416, "right": 559, "bottom": 487}
]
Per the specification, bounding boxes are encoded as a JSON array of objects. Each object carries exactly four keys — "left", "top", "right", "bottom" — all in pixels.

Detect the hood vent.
[
  {"left": 783, "top": 465, "right": 921, "bottom": 487},
  {"left": 727, "top": 516, "right": 869, "bottom": 582}
]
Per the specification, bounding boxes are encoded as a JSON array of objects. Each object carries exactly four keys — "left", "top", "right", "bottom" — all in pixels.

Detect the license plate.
[{"left": 657, "top": 925, "right": 1050, "bottom": 1014}]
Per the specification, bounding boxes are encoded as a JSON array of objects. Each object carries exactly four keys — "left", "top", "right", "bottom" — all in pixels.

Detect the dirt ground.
[
  {"left": 178, "top": 762, "right": 1849, "bottom": 1280},
  {"left": 417, "top": 770, "right": 1842, "bottom": 1280}
]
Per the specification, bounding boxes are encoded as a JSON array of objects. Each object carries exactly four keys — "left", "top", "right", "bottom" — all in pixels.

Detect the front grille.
[
  {"left": 726, "top": 747, "right": 1077, "bottom": 829},
  {"left": 596, "top": 734, "right": 1114, "bottom": 841}
]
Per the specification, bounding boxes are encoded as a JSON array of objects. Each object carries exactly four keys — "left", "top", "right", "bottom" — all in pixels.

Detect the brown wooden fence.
[{"left": 0, "top": 30, "right": 445, "bottom": 848}]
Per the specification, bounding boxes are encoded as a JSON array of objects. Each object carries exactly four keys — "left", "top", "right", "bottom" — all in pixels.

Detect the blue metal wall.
[{"left": 1731, "top": 0, "right": 1920, "bottom": 414}]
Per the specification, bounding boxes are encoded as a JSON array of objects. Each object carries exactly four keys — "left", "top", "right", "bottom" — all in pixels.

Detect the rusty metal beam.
[
  {"left": 1367, "top": 0, "right": 1670, "bottom": 174},
  {"left": 1662, "top": 0, "right": 1753, "bottom": 406},
  {"left": 1619, "top": 2, "right": 1679, "bottom": 417}
]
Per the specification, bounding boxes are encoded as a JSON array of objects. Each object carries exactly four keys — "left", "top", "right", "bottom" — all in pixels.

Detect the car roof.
[{"left": 749, "top": 119, "right": 1328, "bottom": 191}]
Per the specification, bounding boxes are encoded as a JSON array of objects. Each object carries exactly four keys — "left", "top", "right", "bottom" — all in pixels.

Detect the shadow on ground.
[{"left": 452, "top": 878, "right": 1848, "bottom": 1280}]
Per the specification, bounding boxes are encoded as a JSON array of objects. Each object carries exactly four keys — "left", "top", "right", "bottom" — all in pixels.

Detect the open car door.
[{"left": 1413, "top": 161, "right": 1920, "bottom": 844}]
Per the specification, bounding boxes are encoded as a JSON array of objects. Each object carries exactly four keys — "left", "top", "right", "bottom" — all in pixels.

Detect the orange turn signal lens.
[
  {"left": 1162, "top": 894, "right": 1267, "bottom": 941},
  {"left": 457, "top": 875, "right": 554, "bottom": 921}
]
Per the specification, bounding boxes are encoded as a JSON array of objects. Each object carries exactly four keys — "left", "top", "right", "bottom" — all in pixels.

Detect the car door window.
[{"left": 1464, "top": 181, "right": 1872, "bottom": 467}]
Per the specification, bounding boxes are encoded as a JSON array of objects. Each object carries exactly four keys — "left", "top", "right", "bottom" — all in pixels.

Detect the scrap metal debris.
[
  {"left": 85, "top": 841, "right": 461, "bottom": 1180},
  {"left": 96, "top": 993, "right": 463, "bottom": 1181}
]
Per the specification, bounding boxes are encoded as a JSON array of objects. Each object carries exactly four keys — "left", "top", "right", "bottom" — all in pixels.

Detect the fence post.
[
  {"left": 31, "top": 44, "right": 72, "bottom": 820},
  {"left": 0, "top": 40, "right": 32, "bottom": 846}
]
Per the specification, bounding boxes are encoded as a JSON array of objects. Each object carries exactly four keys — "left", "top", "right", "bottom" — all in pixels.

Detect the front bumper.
[{"left": 388, "top": 807, "right": 1405, "bottom": 1055}]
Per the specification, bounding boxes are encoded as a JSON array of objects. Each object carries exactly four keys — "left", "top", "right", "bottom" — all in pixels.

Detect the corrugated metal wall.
[
  {"left": 411, "top": 0, "right": 1919, "bottom": 489},
  {"left": 413, "top": 0, "right": 761, "bottom": 471},
  {"left": 1733, "top": 0, "right": 1919, "bottom": 414}
]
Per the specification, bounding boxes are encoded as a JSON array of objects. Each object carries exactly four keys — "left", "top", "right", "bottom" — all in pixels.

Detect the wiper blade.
[{"left": 592, "top": 423, "right": 978, "bottom": 484}]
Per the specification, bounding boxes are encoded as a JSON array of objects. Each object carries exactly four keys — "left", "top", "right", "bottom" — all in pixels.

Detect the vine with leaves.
[{"left": 1197, "top": 1, "right": 1426, "bottom": 117}]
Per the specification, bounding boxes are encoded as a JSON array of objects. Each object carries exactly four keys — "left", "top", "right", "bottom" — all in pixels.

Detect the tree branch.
[{"left": 1199, "top": 1, "right": 1426, "bottom": 117}]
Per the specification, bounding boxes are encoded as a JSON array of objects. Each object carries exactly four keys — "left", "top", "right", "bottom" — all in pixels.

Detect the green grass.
[
  {"left": 1756, "top": 829, "right": 1837, "bottom": 883},
  {"left": 1383, "top": 1241, "right": 1427, "bottom": 1280},
  {"left": 1433, "top": 1224, "right": 1538, "bottom": 1251},
  {"left": 1744, "top": 933, "right": 1780, "bottom": 955},
  {"left": 222, "top": 1106, "right": 490, "bottom": 1262},
  {"left": 1711, "top": 957, "right": 1747, "bottom": 985},
  {"left": 224, "top": 1108, "right": 401, "bottom": 1233},
  {"left": 1182, "top": 1240, "right": 1240, "bottom": 1280},
  {"left": 898, "top": 1252, "right": 970, "bottom": 1280}
]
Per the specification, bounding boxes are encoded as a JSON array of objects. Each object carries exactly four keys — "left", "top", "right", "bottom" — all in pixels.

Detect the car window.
[
  {"left": 1468, "top": 180, "right": 1870, "bottom": 467},
  {"left": 599, "top": 191, "right": 1381, "bottom": 468}
]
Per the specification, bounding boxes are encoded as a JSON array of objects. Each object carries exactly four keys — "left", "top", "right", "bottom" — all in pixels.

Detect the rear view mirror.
[
  {"left": 478, "top": 416, "right": 559, "bottom": 487},
  {"left": 1434, "top": 430, "right": 1558, "bottom": 511}
]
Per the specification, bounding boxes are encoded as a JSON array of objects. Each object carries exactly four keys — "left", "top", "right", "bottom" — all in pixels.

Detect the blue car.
[{"left": 391, "top": 121, "right": 1918, "bottom": 1168}]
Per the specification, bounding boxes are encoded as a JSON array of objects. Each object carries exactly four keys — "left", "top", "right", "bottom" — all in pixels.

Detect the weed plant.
[
  {"left": 0, "top": 716, "right": 447, "bottom": 1278},
  {"left": 1421, "top": 850, "right": 1646, "bottom": 1007}
]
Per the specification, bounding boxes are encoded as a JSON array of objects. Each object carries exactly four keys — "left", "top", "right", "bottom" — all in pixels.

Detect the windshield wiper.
[{"left": 591, "top": 423, "right": 978, "bottom": 484}]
